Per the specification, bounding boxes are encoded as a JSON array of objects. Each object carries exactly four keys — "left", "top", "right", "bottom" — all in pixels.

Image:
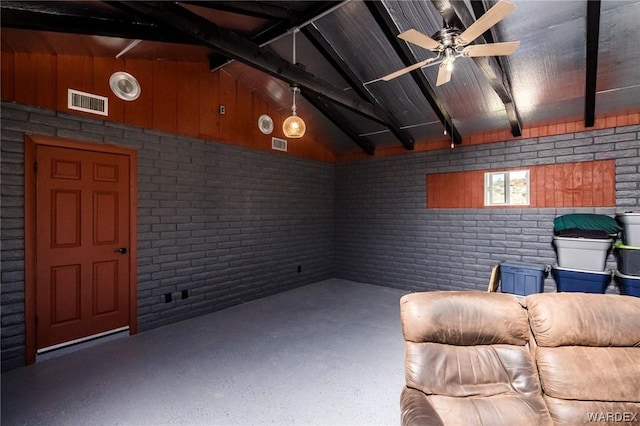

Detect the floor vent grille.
[
  {"left": 67, "top": 89, "right": 108, "bottom": 116},
  {"left": 271, "top": 137, "right": 287, "bottom": 152}
]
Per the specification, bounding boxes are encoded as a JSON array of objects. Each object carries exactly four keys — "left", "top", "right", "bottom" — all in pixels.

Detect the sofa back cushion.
[
  {"left": 525, "top": 293, "right": 640, "bottom": 347},
  {"left": 401, "top": 291, "right": 530, "bottom": 346},
  {"left": 401, "top": 291, "right": 540, "bottom": 397},
  {"left": 525, "top": 293, "right": 640, "bottom": 423}
]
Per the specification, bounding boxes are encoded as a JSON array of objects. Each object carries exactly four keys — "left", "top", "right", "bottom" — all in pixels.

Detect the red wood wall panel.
[
  {"left": 152, "top": 61, "right": 177, "bottom": 134},
  {"left": 235, "top": 82, "right": 253, "bottom": 149},
  {"left": 93, "top": 57, "right": 124, "bottom": 123},
  {"left": 427, "top": 160, "right": 616, "bottom": 209},
  {"left": 218, "top": 71, "right": 237, "bottom": 143},
  {"left": 2, "top": 51, "right": 333, "bottom": 162},
  {"left": 176, "top": 62, "right": 201, "bottom": 138},
  {"left": 198, "top": 67, "right": 219, "bottom": 141},
  {"left": 123, "top": 59, "right": 153, "bottom": 129},
  {"left": 1, "top": 51, "right": 15, "bottom": 101}
]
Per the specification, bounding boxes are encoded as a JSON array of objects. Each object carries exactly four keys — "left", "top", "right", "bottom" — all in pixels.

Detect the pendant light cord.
[
  {"left": 292, "top": 28, "right": 298, "bottom": 65},
  {"left": 291, "top": 29, "right": 299, "bottom": 115}
]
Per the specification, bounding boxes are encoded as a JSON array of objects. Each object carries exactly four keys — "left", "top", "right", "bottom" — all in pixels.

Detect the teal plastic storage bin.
[{"left": 500, "top": 261, "right": 547, "bottom": 296}]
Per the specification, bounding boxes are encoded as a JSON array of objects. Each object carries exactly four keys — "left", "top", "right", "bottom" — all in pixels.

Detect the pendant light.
[{"left": 283, "top": 29, "right": 306, "bottom": 139}]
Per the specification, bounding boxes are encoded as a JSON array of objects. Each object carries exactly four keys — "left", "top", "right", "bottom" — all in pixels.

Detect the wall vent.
[
  {"left": 271, "top": 137, "right": 287, "bottom": 152},
  {"left": 67, "top": 89, "right": 108, "bottom": 116}
]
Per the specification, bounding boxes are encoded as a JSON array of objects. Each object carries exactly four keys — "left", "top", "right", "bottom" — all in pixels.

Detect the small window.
[{"left": 484, "top": 170, "right": 529, "bottom": 206}]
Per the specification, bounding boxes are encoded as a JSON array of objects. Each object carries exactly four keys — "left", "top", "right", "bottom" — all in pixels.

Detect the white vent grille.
[
  {"left": 271, "top": 137, "right": 287, "bottom": 152},
  {"left": 68, "top": 89, "right": 108, "bottom": 116}
]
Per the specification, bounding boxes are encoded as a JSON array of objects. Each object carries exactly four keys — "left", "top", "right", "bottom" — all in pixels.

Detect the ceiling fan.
[{"left": 381, "top": 0, "right": 520, "bottom": 86}]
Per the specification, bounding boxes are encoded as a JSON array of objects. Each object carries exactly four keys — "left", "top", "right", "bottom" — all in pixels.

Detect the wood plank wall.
[
  {"left": 427, "top": 160, "right": 616, "bottom": 208},
  {"left": 337, "top": 114, "right": 640, "bottom": 161},
  {"left": 0, "top": 52, "right": 335, "bottom": 163}
]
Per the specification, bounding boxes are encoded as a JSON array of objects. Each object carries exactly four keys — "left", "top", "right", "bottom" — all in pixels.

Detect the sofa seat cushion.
[
  {"left": 543, "top": 396, "right": 640, "bottom": 425},
  {"left": 406, "top": 342, "right": 542, "bottom": 397},
  {"left": 537, "top": 346, "right": 640, "bottom": 402},
  {"left": 401, "top": 387, "right": 553, "bottom": 426}
]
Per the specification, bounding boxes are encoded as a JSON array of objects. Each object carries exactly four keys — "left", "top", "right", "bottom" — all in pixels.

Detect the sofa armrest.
[{"left": 401, "top": 387, "right": 444, "bottom": 426}]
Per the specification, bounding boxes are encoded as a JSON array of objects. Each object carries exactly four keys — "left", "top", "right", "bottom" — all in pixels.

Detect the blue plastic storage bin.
[
  {"left": 614, "top": 270, "right": 640, "bottom": 297},
  {"left": 551, "top": 265, "right": 611, "bottom": 293},
  {"left": 500, "top": 261, "right": 547, "bottom": 296}
]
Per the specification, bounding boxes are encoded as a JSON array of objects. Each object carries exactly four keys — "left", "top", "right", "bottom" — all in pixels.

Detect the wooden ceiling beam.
[
  {"left": 208, "top": 2, "right": 342, "bottom": 72},
  {"left": 0, "top": 2, "right": 192, "bottom": 44},
  {"left": 177, "top": 1, "right": 294, "bottom": 21},
  {"left": 584, "top": 0, "right": 601, "bottom": 128}
]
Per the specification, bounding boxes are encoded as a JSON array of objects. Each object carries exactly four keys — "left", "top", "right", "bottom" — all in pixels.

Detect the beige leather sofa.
[{"left": 400, "top": 291, "right": 640, "bottom": 425}]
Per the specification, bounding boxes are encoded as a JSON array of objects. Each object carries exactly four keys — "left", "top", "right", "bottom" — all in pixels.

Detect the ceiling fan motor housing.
[{"left": 432, "top": 27, "right": 462, "bottom": 50}]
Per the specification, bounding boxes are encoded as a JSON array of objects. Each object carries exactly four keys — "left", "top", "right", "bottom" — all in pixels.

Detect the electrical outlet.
[
  {"left": 164, "top": 293, "right": 172, "bottom": 303},
  {"left": 181, "top": 289, "right": 189, "bottom": 300},
  {"left": 219, "top": 105, "right": 226, "bottom": 115}
]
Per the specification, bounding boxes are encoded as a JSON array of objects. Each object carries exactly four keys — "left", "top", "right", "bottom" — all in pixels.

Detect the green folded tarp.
[{"left": 553, "top": 214, "right": 622, "bottom": 234}]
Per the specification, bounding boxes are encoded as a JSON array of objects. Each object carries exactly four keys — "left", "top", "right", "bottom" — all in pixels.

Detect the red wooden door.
[{"left": 35, "top": 145, "right": 130, "bottom": 350}]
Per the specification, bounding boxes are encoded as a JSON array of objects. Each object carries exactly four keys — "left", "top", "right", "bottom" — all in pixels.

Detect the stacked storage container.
[
  {"left": 614, "top": 212, "right": 640, "bottom": 297},
  {"left": 551, "top": 214, "right": 619, "bottom": 293},
  {"left": 499, "top": 261, "right": 547, "bottom": 296}
]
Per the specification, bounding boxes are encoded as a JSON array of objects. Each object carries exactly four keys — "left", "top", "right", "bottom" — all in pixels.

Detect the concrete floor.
[{"left": 1, "top": 279, "right": 409, "bottom": 426}]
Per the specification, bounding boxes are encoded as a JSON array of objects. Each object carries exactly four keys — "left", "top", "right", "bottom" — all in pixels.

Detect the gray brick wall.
[
  {"left": 335, "top": 126, "right": 640, "bottom": 293},
  {"left": 1, "top": 102, "right": 334, "bottom": 371},
  {"left": 2, "top": 101, "right": 638, "bottom": 371}
]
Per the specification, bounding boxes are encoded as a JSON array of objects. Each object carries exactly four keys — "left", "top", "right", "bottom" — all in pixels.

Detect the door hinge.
[
  {"left": 35, "top": 315, "right": 38, "bottom": 326},
  {"left": 34, "top": 161, "right": 38, "bottom": 172}
]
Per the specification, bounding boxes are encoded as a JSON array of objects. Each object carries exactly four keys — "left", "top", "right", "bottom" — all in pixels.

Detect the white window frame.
[{"left": 484, "top": 169, "right": 530, "bottom": 206}]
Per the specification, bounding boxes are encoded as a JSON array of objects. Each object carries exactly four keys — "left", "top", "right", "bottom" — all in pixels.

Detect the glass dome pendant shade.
[{"left": 283, "top": 86, "right": 306, "bottom": 138}]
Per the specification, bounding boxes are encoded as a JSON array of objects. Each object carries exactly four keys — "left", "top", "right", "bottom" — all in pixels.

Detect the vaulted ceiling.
[{"left": 2, "top": 1, "right": 639, "bottom": 155}]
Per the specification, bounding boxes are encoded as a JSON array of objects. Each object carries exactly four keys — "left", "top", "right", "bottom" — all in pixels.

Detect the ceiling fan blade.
[
  {"left": 436, "top": 63, "right": 452, "bottom": 86},
  {"left": 457, "top": 0, "right": 516, "bottom": 45},
  {"left": 381, "top": 58, "right": 438, "bottom": 81},
  {"left": 398, "top": 29, "right": 442, "bottom": 51},
  {"left": 462, "top": 41, "right": 520, "bottom": 57}
]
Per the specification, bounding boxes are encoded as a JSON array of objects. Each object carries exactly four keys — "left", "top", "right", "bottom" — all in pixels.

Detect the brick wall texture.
[
  {"left": 1, "top": 103, "right": 334, "bottom": 370},
  {"left": 335, "top": 128, "right": 639, "bottom": 292},
  {"left": 2, "top": 102, "right": 639, "bottom": 371}
]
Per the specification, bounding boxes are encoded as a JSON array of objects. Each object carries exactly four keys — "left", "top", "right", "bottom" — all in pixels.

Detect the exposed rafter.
[
  {"left": 207, "top": 2, "right": 343, "bottom": 71},
  {"left": 584, "top": 0, "right": 601, "bottom": 128},
  {"left": 178, "top": 1, "right": 295, "bottom": 21},
  {"left": 302, "top": 25, "right": 414, "bottom": 151},
  {"left": 0, "top": 1, "right": 192, "bottom": 44},
  {"left": 435, "top": 0, "right": 523, "bottom": 137},
  {"left": 109, "top": 1, "right": 388, "bottom": 127},
  {"left": 365, "top": 1, "right": 462, "bottom": 145}
]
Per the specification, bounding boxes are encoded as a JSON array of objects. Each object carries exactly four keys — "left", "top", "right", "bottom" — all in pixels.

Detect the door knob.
[{"left": 115, "top": 247, "right": 128, "bottom": 254}]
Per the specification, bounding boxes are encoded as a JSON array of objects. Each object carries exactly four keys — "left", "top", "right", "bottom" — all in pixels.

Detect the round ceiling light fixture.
[
  {"left": 109, "top": 71, "right": 141, "bottom": 101},
  {"left": 258, "top": 114, "right": 274, "bottom": 135}
]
